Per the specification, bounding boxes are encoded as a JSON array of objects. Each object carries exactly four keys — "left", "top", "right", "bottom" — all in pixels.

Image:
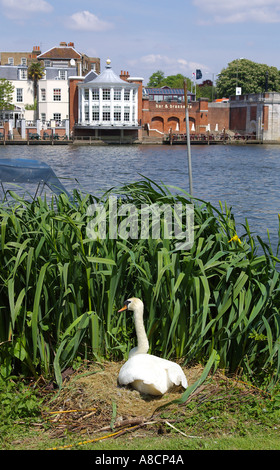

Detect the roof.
[
  {"left": 83, "top": 70, "right": 98, "bottom": 83},
  {"left": 144, "top": 87, "right": 192, "bottom": 95},
  {"left": 37, "top": 46, "right": 81, "bottom": 60}
]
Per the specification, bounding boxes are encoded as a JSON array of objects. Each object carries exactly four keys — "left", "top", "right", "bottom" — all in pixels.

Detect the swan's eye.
[{"left": 125, "top": 300, "right": 131, "bottom": 307}]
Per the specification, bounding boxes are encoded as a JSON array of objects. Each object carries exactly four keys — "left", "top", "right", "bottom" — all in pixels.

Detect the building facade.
[
  {"left": 0, "top": 42, "right": 100, "bottom": 134},
  {"left": 142, "top": 94, "right": 230, "bottom": 137},
  {"left": 230, "top": 92, "right": 280, "bottom": 141},
  {"left": 70, "top": 60, "right": 143, "bottom": 142}
]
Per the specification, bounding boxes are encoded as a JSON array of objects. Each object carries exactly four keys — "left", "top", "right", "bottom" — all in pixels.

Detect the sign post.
[{"left": 184, "top": 80, "right": 193, "bottom": 196}]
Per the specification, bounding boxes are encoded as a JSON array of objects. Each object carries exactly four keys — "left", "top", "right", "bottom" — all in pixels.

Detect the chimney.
[
  {"left": 68, "top": 42, "right": 75, "bottom": 47},
  {"left": 32, "top": 45, "right": 41, "bottom": 56},
  {"left": 60, "top": 41, "right": 67, "bottom": 47},
  {"left": 120, "top": 70, "right": 130, "bottom": 81}
]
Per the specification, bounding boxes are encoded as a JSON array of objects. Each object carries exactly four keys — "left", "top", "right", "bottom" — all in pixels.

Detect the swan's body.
[{"left": 117, "top": 298, "right": 188, "bottom": 396}]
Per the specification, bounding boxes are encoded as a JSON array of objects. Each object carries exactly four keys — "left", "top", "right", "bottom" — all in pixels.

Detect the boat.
[{"left": 0, "top": 158, "right": 71, "bottom": 201}]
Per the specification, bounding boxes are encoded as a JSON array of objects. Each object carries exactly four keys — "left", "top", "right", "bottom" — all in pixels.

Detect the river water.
[{"left": 1, "top": 143, "right": 280, "bottom": 252}]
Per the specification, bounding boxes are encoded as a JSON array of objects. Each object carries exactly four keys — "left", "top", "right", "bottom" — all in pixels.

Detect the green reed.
[{"left": 1, "top": 180, "right": 280, "bottom": 390}]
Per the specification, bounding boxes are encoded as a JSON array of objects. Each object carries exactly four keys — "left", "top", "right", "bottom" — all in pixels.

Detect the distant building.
[
  {"left": 69, "top": 59, "right": 143, "bottom": 142},
  {"left": 37, "top": 42, "right": 100, "bottom": 76},
  {"left": 0, "top": 42, "right": 101, "bottom": 131},
  {"left": 230, "top": 92, "right": 280, "bottom": 141}
]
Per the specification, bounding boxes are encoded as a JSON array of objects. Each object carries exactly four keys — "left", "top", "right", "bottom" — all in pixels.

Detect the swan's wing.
[
  {"left": 118, "top": 355, "right": 164, "bottom": 386},
  {"left": 118, "top": 354, "right": 188, "bottom": 393},
  {"left": 165, "top": 361, "right": 188, "bottom": 388}
]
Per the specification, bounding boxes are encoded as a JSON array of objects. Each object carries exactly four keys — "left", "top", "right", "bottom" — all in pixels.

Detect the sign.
[{"left": 236, "top": 87, "right": 242, "bottom": 96}]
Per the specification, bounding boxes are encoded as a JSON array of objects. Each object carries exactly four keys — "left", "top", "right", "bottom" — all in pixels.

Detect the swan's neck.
[{"left": 133, "top": 306, "right": 149, "bottom": 355}]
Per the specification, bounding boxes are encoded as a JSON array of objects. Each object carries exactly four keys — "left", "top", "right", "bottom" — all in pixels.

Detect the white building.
[
  {"left": 0, "top": 42, "right": 100, "bottom": 138},
  {"left": 75, "top": 60, "right": 142, "bottom": 142}
]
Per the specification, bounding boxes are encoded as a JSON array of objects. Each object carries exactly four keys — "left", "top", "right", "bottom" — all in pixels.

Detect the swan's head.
[{"left": 118, "top": 297, "right": 144, "bottom": 313}]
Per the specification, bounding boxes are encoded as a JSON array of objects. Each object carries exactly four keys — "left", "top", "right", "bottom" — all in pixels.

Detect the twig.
[{"left": 165, "top": 420, "right": 202, "bottom": 439}]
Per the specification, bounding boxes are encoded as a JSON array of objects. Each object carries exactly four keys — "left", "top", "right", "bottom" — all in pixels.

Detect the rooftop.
[
  {"left": 37, "top": 42, "right": 81, "bottom": 60},
  {"left": 80, "top": 59, "right": 138, "bottom": 88}
]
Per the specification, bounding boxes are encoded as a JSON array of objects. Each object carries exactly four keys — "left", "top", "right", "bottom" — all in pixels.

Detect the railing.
[
  {"left": 164, "top": 133, "right": 259, "bottom": 144},
  {"left": 27, "top": 120, "right": 67, "bottom": 128}
]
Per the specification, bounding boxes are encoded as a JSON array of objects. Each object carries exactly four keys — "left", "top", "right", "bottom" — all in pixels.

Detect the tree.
[
  {"left": 216, "top": 59, "right": 280, "bottom": 98},
  {"left": 28, "top": 61, "right": 45, "bottom": 120},
  {"left": 0, "top": 79, "right": 14, "bottom": 110},
  {"left": 147, "top": 70, "right": 165, "bottom": 87},
  {"left": 147, "top": 71, "right": 193, "bottom": 91}
]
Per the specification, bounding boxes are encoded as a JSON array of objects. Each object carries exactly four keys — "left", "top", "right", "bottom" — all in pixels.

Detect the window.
[
  {"left": 53, "top": 113, "right": 61, "bottom": 123},
  {"left": 59, "top": 70, "right": 67, "bottom": 80},
  {"left": 16, "top": 88, "right": 23, "bottom": 102},
  {"left": 21, "top": 58, "right": 27, "bottom": 66},
  {"left": 19, "top": 69, "right": 27, "bottom": 80},
  {"left": 124, "top": 106, "right": 130, "bottom": 121},
  {"left": 92, "top": 105, "right": 99, "bottom": 121},
  {"left": 44, "top": 60, "right": 51, "bottom": 67},
  {"left": 114, "top": 89, "right": 121, "bottom": 100},
  {"left": 84, "top": 89, "right": 89, "bottom": 101},
  {"left": 91, "top": 63, "right": 96, "bottom": 72},
  {"left": 114, "top": 106, "right": 121, "bottom": 121},
  {"left": 41, "top": 89, "right": 46, "bottom": 101},
  {"left": 8, "top": 57, "right": 14, "bottom": 66},
  {"left": 41, "top": 113, "right": 46, "bottom": 124},
  {"left": 102, "top": 106, "right": 110, "bottom": 121},
  {"left": 53, "top": 89, "right": 61, "bottom": 101},
  {"left": 92, "top": 88, "right": 99, "bottom": 100},
  {"left": 103, "top": 88, "right": 110, "bottom": 100},
  {"left": 124, "top": 89, "right": 130, "bottom": 101},
  {"left": 85, "top": 105, "right": 89, "bottom": 121}
]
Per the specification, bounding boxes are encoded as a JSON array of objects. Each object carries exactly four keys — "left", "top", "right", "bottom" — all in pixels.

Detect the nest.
[
  {"left": 41, "top": 360, "right": 264, "bottom": 447},
  {"left": 42, "top": 361, "right": 202, "bottom": 441}
]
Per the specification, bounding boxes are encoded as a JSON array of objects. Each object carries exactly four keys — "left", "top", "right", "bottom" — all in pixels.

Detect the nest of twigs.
[{"left": 41, "top": 361, "right": 264, "bottom": 445}]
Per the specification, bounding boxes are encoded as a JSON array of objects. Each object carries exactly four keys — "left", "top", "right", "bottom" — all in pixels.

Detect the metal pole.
[{"left": 184, "top": 80, "right": 193, "bottom": 196}]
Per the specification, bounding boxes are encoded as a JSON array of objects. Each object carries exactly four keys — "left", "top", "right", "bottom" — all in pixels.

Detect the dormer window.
[{"left": 19, "top": 69, "right": 27, "bottom": 80}]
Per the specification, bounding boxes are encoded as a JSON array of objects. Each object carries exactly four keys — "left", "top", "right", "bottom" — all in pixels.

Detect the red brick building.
[{"left": 142, "top": 97, "right": 230, "bottom": 137}]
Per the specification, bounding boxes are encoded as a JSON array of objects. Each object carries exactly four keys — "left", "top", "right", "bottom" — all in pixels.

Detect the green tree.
[
  {"left": 162, "top": 73, "right": 188, "bottom": 88},
  {"left": 147, "top": 71, "right": 193, "bottom": 92},
  {"left": 216, "top": 59, "right": 280, "bottom": 98},
  {"left": 0, "top": 79, "right": 14, "bottom": 110},
  {"left": 28, "top": 61, "right": 45, "bottom": 120},
  {"left": 147, "top": 70, "right": 165, "bottom": 87}
]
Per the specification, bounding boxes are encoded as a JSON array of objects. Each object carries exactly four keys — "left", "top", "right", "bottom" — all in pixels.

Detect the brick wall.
[
  {"left": 229, "top": 106, "right": 247, "bottom": 131},
  {"left": 69, "top": 78, "right": 81, "bottom": 132},
  {"left": 142, "top": 98, "right": 230, "bottom": 135}
]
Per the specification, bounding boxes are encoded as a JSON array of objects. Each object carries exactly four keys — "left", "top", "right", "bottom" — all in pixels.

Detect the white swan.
[{"left": 117, "top": 298, "right": 188, "bottom": 396}]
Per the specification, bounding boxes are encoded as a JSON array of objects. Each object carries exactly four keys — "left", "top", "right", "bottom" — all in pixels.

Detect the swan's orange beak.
[{"left": 118, "top": 305, "right": 128, "bottom": 312}]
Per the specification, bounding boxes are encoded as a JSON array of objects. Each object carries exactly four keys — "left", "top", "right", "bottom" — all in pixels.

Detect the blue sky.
[{"left": 1, "top": 0, "right": 280, "bottom": 84}]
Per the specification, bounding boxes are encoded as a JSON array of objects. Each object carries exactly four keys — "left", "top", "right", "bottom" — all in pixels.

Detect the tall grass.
[{"left": 0, "top": 180, "right": 280, "bottom": 390}]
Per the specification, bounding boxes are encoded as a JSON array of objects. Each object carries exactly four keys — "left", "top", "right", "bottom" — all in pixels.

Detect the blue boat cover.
[{"left": 0, "top": 158, "right": 71, "bottom": 198}]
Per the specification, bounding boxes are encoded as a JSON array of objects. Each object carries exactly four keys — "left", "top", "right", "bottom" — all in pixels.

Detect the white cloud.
[
  {"left": 193, "top": 0, "right": 280, "bottom": 23},
  {"left": 128, "top": 54, "right": 208, "bottom": 76},
  {"left": 1, "top": 0, "right": 53, "bottom": 19},
  {"left": 68, "top": 11, "right": 113, "bottom": 32}
]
